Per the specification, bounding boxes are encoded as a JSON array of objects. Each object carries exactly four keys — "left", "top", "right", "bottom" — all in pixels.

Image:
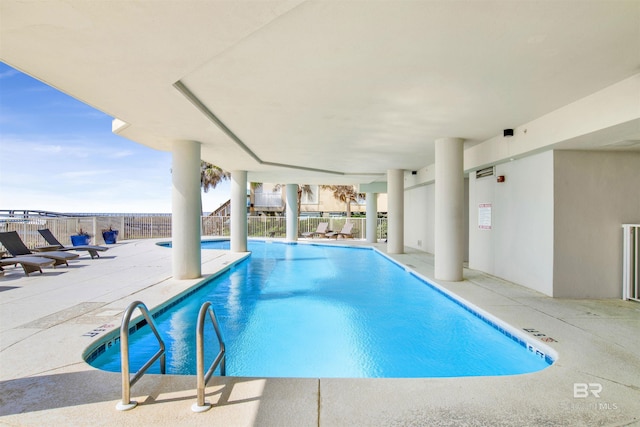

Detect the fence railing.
[
  {"left": 0, "top": 215, "right": 388, "bottom": 251},
  {"left": 622, "top": 224, "right": 640, "bottom": 302}
]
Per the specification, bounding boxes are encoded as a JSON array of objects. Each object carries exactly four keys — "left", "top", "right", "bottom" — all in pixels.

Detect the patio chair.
[
  {"left": 38, "top": 229, "right": 108, "bottom": 259},
  {"left": 0, "top": 231, "right": 79, "bottom": 267},
  {"left": 0, "top": 256, "right": 56, "bottom": 276},
  {"left": 326, "top": 222, "right": 354, "bottom": 239},
  {"left": 301, "top": 222, "right": 329, "bottom": 238}
]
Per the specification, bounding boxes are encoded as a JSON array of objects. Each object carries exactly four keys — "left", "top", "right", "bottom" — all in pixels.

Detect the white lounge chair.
[
  {"left": 302, "top": 222, "right": 329, "bottom": 238},
  {"left": 326, "top": 222, "right": 354, "bottom": 239}
]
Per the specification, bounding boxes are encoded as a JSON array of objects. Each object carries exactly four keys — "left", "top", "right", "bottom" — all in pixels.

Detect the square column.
[
  {"left": 286, "top": 184, "right": 298, "bottom": 241},
  {"left": 435, "top": 137, "right": 464, "bottom": 281},
  {"left": 172, "top": 140, "right": 201, "bottom": 279},
  {"left": 387, "top": 169, "right": 404, "bottom": 254},
  {"left": 230, "top": 170, "right": 248, "bottom": 252},
  {"left": 366, "top": 192, "right": 378, "bottom": 243}
]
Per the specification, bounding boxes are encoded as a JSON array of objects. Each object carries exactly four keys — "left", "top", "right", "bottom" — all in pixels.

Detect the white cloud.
[
  {"left": 57, "top": 170, "right": 113, "bottom": 179},
  {"left": 33, "top": 144, "right": 64, "bottom": 154},
  {"left": 109, "top": 150, "right": 134, "bottom": 159},
  {"left": 0, "top": 69, "right": 19, "bottom": 79}
]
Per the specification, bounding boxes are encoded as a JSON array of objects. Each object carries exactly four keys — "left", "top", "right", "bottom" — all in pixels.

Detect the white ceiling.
[{"left": 1, "top": 0, "right": 639, "bottom": 184}]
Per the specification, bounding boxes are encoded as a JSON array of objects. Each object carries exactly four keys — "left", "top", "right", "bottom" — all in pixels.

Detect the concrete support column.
[
  {"left": 230, "top": 170, "right": 248, "bottom": 252},
  {"left": 171, "top": 140, "right": 201, "bottom": 279},
  {"left": 286, "top": 184, "right": 298, "bottom": 241},
  {"left": 366, "top": 192, "right": 378, "bottom": 243},
  {"left": 435, "top": 137, "right": 464, "bottom": 281},
  {"left": 387, "top": 169, "right": 404, "bottom": 254}
]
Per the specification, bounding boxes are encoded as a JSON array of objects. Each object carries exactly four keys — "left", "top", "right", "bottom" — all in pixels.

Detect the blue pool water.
[{"left": 88, "top": 240, "right": 552, "bottom": 378}]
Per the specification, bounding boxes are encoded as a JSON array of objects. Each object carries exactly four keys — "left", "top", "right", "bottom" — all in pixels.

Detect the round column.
[
  {"left": 171, "top": 140, "right": 201, "bottom": 279},
  {"left": 435, "top": 137, "right": 464, "bottom": 281},
  {"left": 230, "top": 170, "right": 248, "bottom": 252},
  {"left": 366, "top": 192, "right": 378, "bottom": 243},
  {"left": 286, "top": 184, "right": 298, "bottom": 241},
  {"left": 387, "top": 169, "right": 404, "bottom": 254}
]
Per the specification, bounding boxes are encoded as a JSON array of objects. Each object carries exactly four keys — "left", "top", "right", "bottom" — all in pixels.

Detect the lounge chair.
[
  {"left": 326, "top": 222, "right": 354, "bottom": 239},
  {"left": 0, "top": 256, "right": 56, "bottom": 276},
  {"left": 301, "top": 222, "right": 329, "bottom": 238},
  {"left": 38, "top": 229, "right": 108, "bottom": 259},
  {"left": 0, "top": 231, "right": 79, "bottom": 267}
]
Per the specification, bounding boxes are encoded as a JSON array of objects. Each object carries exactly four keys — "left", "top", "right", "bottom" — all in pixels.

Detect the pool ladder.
[
  {"left": 116, "top": 301, "right": 166, "bottom": 411},
  {"left": 192, "top": 301, "right": 226, "bottom": 413},
  {"left": 115, "top": 300, "right": 226, "bottom": 412}
]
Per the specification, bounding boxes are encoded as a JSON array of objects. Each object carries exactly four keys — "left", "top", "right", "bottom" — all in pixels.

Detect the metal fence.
[
  {"left": 0, "top": 215, "right": 388, "bottom": 251},
  {"left": 0, "top": 216, "right": 126, "bottom": 249}
]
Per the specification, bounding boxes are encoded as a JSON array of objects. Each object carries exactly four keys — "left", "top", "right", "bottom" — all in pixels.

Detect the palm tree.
[
  {"left": 297, "top": 185, "right": 313, "bottom": 218},
  {"left": 200, "top": 161, "right": 230, "bottom": 193},
  {"left": 199, "top": 161, "right": 230, "bottom": 217},
  {"left": 320, "top": 185, "right": 365, "bottom": 218}
]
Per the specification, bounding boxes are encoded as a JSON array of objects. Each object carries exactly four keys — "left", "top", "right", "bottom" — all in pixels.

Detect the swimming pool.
[{"left": 88, "top": 240, "right": 553, "bottom": 378}]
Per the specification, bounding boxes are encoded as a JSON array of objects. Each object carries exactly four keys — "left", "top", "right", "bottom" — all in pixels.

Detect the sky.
[{"left": 0, "top": 62, "right": 231, "bottom": 214}]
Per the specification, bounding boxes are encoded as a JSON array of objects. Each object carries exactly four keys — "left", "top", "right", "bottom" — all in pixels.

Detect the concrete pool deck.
[{"left": 0, "top": 238, "right": 639, "bottom": 426}]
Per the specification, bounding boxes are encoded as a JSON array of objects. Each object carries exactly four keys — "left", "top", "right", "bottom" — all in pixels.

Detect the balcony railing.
[
  {"left": 253, "top": 193, "right": 284, "bottom": 209},
  {"left": 0, "top": 215, "right": 387, "bottom": 250}
]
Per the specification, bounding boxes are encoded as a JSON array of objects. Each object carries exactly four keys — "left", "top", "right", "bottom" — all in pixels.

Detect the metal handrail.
[
  {"left": 622, "top": 224, "right": 640, "bottom": 302},
  {"left": 116, "top": 301, "right": 166, "bottom": 411},
  {"left": 192, "top": 301, "right": 226, "bottom": 413}
]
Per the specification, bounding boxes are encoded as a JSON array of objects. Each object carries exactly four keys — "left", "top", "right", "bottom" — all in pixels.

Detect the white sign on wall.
[{"left": 478, "top": 203, "right": 492, "bottom": 230}]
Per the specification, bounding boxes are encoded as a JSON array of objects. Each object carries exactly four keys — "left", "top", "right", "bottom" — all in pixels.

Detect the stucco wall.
[
  {"left": 553, "top": 151, "right": 640, "bottom": 298},
  {"left": 404, "top": 180, "right": 469, "bottom": 261},
  {"left": 404, "top": 184, "right": 435, "bottom": 253},
  {"left": 468, "top": 151, "right": 555, "bottom": 296}
]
